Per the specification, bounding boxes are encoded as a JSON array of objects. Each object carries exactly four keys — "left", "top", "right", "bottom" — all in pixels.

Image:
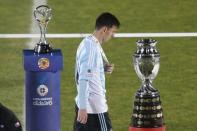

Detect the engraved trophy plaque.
[
  {"left": 34, "top": 5, "right": 52, "bottom": 53},
  {"left": 129, "top": 39, "right": 165, "bottom": 131}
]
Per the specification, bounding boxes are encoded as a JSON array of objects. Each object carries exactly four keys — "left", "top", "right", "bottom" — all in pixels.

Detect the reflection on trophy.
[
  {"left": 129, "top": 39, "right": 165, "bottom": 131},
  {"left": 34, "top": 5, "right": 52, "bottom": 53}
]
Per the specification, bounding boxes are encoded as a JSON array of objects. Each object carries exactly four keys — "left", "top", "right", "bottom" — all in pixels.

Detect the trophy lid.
[
  {"left": 134, "top": 38, "right": 160, "bottom": 57},
  {"left": 136, "top": 38, "right": 157, "bottom": 47}
]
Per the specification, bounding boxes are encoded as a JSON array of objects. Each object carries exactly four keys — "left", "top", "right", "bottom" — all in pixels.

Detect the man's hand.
[
  {"left": 104, "top": 63, "right": 114, "bottom": 74},
  {"left": 77, "top": 109, "right": 88, "bottom": 124}
]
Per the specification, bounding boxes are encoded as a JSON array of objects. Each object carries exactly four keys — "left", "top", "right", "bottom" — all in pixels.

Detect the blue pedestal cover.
[{"left": 23, "top": 49, "right": 63, "bottom": 131}]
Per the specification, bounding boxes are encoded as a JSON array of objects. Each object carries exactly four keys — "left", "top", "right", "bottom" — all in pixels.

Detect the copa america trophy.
[
  {"left": 129, "top": 39, "right": 166, "bottom": 131},
  {"left": 34, "top": 5, "right": 52, "bottom": 53}
]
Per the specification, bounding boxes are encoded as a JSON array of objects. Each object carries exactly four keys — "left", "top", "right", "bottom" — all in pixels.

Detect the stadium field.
[{"left": 0, "top": 0, "right": 197, "bottom": 131}]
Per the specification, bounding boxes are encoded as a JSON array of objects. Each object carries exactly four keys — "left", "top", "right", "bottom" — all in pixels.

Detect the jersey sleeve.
[
  {"left": 77, "top": 40, "right": 97, "bottom": 109},
  {"left": 78, "top": 40, "right": 97, "bottom": 81}
]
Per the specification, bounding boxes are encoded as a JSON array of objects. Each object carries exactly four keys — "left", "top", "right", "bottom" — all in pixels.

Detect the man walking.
[{"left": 74, "top": 12, "right": 120, "bottom": 131}]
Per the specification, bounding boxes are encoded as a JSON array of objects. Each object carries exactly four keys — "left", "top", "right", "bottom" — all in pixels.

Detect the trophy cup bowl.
[
  {"left": 133, "top": 39, "right": 160, "bottom": 94},
  {"left": 134, "top": 55, "right": 160, "bottom": 82},
  {"left": 129, "top": 39, "right": 165, "bottom": 131},
  {"left": 34, "top": 5, "right": 52, "bottom": 54}
]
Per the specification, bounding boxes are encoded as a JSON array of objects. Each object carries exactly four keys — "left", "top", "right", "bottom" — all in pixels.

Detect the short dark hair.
[{"left": 95, "top": 12, "right": 120, "bottom": 30}]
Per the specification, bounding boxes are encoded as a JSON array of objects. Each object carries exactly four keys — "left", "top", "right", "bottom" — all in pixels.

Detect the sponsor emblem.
[
  {"left": 37, "top": 85, "right": 48, "bottom": 96},
  {"left": 87, "top": 69, "right": 91, "bottom": 73},
  {"left": 38, "top": 58, "right": 50, "bottom": 69},
  {"left": 86, "top": 69, "right": 93, "bottom": 77}
]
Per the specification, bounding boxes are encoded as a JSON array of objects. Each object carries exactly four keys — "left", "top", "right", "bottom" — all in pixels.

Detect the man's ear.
[{"left": 103, "top": 27, "right": 108, "bottom": 33}]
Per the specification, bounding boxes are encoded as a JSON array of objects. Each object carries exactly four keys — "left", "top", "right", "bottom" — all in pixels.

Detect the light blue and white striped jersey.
[{"left": 75, "top": 35, "right": 108, "bottom": 113}]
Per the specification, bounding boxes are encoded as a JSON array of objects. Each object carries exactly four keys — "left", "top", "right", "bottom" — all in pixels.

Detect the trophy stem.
[
  {"left": 34, "top": 24, "right": 52, "bottom": 53},
  {"left": 39, "top": 24, "right": 47, "bottom": 45},
  {"left": 140, "top": 79, "right": 157, "bottom": 93}
]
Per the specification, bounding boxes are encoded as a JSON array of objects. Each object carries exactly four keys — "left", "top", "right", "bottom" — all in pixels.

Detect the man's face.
[{"left": 102, "top": 26, "right": 118, "bottom": 43}]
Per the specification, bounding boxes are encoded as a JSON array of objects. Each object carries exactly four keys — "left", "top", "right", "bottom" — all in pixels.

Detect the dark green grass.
[
  {"left": 48, "top": 0, "right": 197, "bottom": 33},
  {"left": 0, "top": 0, "right": 197, "bottom": 131},
  {"left": 0, "top": 0, "right": 31, "bottom": 33},
  {"left": 0, "top": 41, "right": 26, "bottom": 123}
]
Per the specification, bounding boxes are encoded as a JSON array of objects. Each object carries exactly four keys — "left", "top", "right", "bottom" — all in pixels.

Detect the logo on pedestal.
[
  {"left": 33, "top": 84, "right": 52, "bottom": 106},
  {"left": 38, "top": 58, "right": 50, "bottom": 69},
  {"left": 37, "top": 85, "right": 48, "bottom": 96}
]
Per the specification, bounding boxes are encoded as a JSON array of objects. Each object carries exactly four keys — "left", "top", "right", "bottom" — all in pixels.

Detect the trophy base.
[
  {"left": 129, "top": 126, "right": 165, "bottom": 131},
  {"left": 34, "top": 43, "right": 52, "bottom": 54}
]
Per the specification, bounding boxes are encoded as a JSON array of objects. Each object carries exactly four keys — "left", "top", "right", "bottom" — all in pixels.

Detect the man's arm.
[
  {"left": 77, "top": 79, "right": 89, "bottom": 124},
  {"left": 78, "top": 80, "right": 89, "bottom": 109},
  {"left": 77, "top": 40, "right": 97, "bottom": 124}
]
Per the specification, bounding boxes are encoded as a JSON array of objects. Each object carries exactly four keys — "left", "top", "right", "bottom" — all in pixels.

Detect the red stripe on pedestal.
[{"left": 129, "top": 126, "right": 165, "bottom": 131}]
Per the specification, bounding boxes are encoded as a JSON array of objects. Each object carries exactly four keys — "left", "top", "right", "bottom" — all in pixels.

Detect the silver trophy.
[
  {"left": 133, "top": 38, "right": 160, "bottom": 94},
  {"left": 34, "top": 5, "right": 52, "bottom": 53},
  {"left": 130, "top": 39, "right": 165, "bottom": 129}
]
